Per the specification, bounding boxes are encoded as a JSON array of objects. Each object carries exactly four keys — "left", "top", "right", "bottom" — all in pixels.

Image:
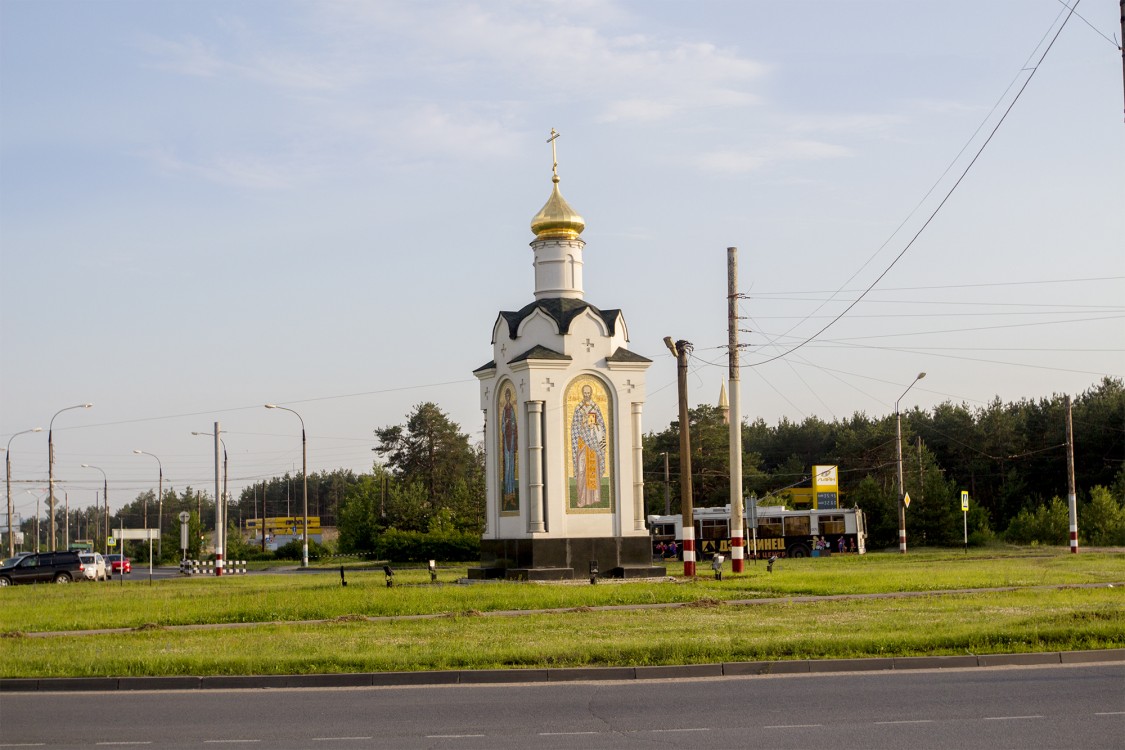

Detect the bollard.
[
  {"left": 428, "top": 559, "right": 437, "bottom": 584},
  {"left": 767, "top": 555, "right": 778, "bottom": 573},
  {"left": 340, "top": 565, "right": 347, "bottom": 587}
]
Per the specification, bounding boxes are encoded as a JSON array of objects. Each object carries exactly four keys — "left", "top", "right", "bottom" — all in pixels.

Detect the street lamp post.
[
  {"left": 895, "top": 372, "right": 927, "bottom": 554},
  {"left": 48, "top": 403, "right": 92, "bottom": 550},
  {"left": 5, "top": 427, "right": 43, "bottom": 556},
  {"left": 191, "top": 429, "right": 227, "bottom": 575},
  {"left": 133, "top": 450, "right": 163, "bottom": 560},
  {"left": 80, "top": 464, "right": 108, "bottom": 557},
  {"left": 265, "top": 404, "right": 308, "bottom": 568}
]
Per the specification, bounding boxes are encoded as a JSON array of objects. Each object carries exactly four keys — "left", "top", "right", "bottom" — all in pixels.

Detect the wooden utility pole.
[
  {"left": 664, "top": 337, "right": 696, "bottom": 576},
  {"left": 727, "top": 247, "right": 745, "bottom": 573},
  {"left": 1066, "top": 395, "right": 1078, "bottom": 553}
]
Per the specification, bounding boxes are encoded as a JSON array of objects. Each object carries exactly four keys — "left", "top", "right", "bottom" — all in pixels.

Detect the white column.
[
  {"left": 527, "top": 401, "right": 545, "bottom": 533},
  {"left": 631, "top": 402, "right": 645, "bottom": 532}
]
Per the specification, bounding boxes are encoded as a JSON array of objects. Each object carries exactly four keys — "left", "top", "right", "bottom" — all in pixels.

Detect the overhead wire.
[{"left": 748, "top": 1, "right": 1081, "bottom": 368}]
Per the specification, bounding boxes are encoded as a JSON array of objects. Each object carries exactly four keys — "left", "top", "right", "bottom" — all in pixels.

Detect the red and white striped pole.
[{"left": 1066, "top": 396, "right": 1078, "bottom": 554}]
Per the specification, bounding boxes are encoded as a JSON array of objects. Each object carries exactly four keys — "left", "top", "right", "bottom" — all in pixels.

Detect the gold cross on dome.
[{"left": 547, "top": 128, "right": 560, "bottom": 180}]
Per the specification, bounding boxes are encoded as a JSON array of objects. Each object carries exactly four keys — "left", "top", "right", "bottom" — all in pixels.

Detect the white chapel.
[{"left": 470, "top": 132, "right": 664, "bottom": 580}]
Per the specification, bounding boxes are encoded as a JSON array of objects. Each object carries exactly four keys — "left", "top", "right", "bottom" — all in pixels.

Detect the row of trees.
[
  {"left": 22, "top": 380, "right": 1121, "bottom": 561},
  {"left": 643, "top": 377, "right": 1125, "bottom": 548}
]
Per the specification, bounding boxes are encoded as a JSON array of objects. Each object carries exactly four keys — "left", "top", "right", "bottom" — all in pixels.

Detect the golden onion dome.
[{"left": 531, "top": 175, "right": 585, "bottom": 240}]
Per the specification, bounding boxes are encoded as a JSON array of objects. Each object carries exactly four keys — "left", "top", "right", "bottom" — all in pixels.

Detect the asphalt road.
[{"left": 2, "top": 664, "right": 1122, "bottom": 750}]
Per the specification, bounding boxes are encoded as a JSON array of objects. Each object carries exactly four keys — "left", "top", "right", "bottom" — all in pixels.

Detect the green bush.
[
  {"left": 374, "top": 528, "right": 480, "bottom": 563},
  {"left": 273, "top": 539, "right": 331, "bottom": 561},
  {"left": 1082, "top": 486, "right": 1125, "bottom": 546},
  {"left": 1005, "top": 496, "right": 1069, "bottom": 545}
]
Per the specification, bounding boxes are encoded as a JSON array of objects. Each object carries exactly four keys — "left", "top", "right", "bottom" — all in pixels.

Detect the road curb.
[{"left": 3, "top": 649, "right": 1121, "bottom": 692}]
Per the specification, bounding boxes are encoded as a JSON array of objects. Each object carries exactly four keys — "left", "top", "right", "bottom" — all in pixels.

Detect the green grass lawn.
[{"left": 1, "top": 547, "right": 1121, "bottom": 678}]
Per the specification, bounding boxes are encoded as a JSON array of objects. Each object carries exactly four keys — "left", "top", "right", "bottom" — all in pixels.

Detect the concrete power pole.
[
  {"left": 727, "top": 247, "right": 745, "bottom": 573},
  {"left": 664, "top": 337, "right": 696, "bottom": 577},
  {"left": 1066, "top": 395, "right": 1078, "bottom": 553},
  {"left": 214, "top": 422, "right": 224, "bottom": 576}
]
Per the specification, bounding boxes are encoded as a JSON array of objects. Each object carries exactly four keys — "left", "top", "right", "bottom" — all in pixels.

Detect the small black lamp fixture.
[
  {"left": 767, "top": 555, "right": 779, "bottom": 573},
  {"left": 383, "top": 564, "right": 395, "bottom": 587},
  {"left": 589, "top": 559, "right": 599, "bottom": 585},
  {"left": 428, "top": 559, "right": 437, "bottom": 583}
]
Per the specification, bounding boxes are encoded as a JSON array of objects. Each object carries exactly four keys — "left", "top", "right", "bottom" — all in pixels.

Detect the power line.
[
  {"left": 750, "top": 3, "right": 1080, "bottom": 368},
  {"left": 750, "top": 275, "right": 1124, "bottom": 296}
]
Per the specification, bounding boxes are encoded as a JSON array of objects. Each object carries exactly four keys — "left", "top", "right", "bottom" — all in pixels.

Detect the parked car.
[
  {"left": 106, "top": 554, "right": 131, "bottom": 574},
  {"left": 0, "top": 550, "right": 84, "bottom": 586},
  {"left": 78, "top": 552, "right": 109, "bottom": 581},
  {"left": 1, "top": 552, "right": 34, "bottom": 568}
]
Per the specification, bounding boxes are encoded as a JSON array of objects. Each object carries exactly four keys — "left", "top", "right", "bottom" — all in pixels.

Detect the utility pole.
[
  {"left": 895, "top": 373, "right": 926, "bottom": 554},
  {"left": 214, "top": 421, "right": 224, "bottom": 576},
  {"left": 662, "top": 451, "right": 670, "bottom": 515},
  {"left": 1066, "top": 395, "right": 1078, "bottom": 553},
  {"left": 727, "top": 247, "right": 744, "bottom": 573},
  {"left": 664, "top": 337, "right": 696, "bottom": 577}
]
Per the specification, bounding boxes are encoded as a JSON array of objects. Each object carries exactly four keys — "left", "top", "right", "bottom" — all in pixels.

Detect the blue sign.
[{"left": 817, "top": 492, "right": 838, "bottom": 509}]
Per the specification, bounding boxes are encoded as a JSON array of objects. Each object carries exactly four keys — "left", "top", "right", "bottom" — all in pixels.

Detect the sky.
[{"left": 2, "top": 0, "right": 1122, "bottom": 525}]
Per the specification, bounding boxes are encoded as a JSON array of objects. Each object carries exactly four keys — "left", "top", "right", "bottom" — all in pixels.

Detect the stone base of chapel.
[{"left": 467, "top": 536, "right": 666, "bottom": 581}]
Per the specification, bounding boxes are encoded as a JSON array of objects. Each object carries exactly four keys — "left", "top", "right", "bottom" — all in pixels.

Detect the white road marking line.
[
  {"left": 875, "top": 720, "right": 935, "bottom": 725},
  {"left": 203, "top": 742, "right": 261, "bottom": 744},
  {"left": 649, "top": 728, "right": 711, "bottom": 733},
  {"left": 0, "top": 744, "right": 47, "bottom": 748},
  {"left": 95, "top": 744, "right": 153, "bottom": 747},
  {"left": 425, "top": 735, "right": 485, "bottom": 739},
  {"left": 312, "top": 738, "right": 373, "bottom": 742},
  {"left": 764, "top": 724, "right": 824, "bottom": 729},
  {"left": 983, "top": 715, "right": 1044, "bottom": 721},
  {"left": 1095, "top": 712, "right": 1125, "bottom": 716},
  {"left": 539, "top": 732, "right": 599, "bottom": 736}
]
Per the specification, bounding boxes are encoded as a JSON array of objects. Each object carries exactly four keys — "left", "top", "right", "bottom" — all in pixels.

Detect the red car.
[{"left": 106, "top": 554, "right": 131, "bottom": 574}]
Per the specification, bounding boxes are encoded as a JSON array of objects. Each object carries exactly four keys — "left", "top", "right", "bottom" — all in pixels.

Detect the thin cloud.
[{"left": 698, "top": 140, "right": 852, "bottom": 175}]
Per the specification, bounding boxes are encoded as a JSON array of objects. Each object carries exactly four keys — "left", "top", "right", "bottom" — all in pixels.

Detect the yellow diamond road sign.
[{"left": 903, "top": 492, "right": 911, "bottom": 508}]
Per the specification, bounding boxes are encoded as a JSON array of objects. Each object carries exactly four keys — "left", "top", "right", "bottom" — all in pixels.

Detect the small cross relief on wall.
[
  {"left": 542, "top": 377, "right": 555, "bottom": 392},
  {"left": 623, "top": 379, "right": 635, "bottom": 393},
  {"left": 583, "top": 338, "right": 595, "bottom": 352}
]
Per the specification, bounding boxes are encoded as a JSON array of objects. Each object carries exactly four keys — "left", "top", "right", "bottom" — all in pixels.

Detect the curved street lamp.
[
  {"left": 191, "top": 432, "right": 228, "bottom": 566},
  {"left": 80, "top": 463, "right": 108, "bottom": 556},
  {"left": 133, "top": 450, "right": 163, "bottom": 560},
  {"left": 265, "top": 404, "right": 308, "bottom": 568},
  {"left": 895, "top": 372, "right": 927, "bottom": 554},
  {"left": 5, "top": 427, "right": 43, "bottom": 556},
  {"left": 48, "top": 403, "right": 92, "bottom": 550}
]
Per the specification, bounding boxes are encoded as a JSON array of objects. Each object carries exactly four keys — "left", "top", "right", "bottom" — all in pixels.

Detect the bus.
[{"left": 647, "top": 504, "right": 867, "bottom": 559}]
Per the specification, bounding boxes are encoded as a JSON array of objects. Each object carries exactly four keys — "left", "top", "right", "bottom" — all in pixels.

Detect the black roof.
[{"left": 498, "top": 298, "right": 620, "bottom": 340}]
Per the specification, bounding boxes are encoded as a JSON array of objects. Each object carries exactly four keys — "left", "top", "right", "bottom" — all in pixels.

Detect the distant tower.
[
  {"left": 718, "top": 381, "right": 730, "bottom": 425},
  {"left": 470, "top": 130, "right": 664, "bottom": 580}
]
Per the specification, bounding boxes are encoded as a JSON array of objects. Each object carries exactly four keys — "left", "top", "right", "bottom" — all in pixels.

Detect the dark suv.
[{"left": 0, "top": 551, "right": 84, "bottom": 586}]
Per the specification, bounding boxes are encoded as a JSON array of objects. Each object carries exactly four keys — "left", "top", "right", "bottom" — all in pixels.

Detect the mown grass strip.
[
  {"left": 2, "top": 548, "right": 1122, "bottom": 634},
  {"left": 1, "top": 587, "right": 1120, "bottom": 678}
]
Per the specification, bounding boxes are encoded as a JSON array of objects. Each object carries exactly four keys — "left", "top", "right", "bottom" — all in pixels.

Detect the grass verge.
[{"left": 0, "top": 547, "right": 1121, "bottom": 678}]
